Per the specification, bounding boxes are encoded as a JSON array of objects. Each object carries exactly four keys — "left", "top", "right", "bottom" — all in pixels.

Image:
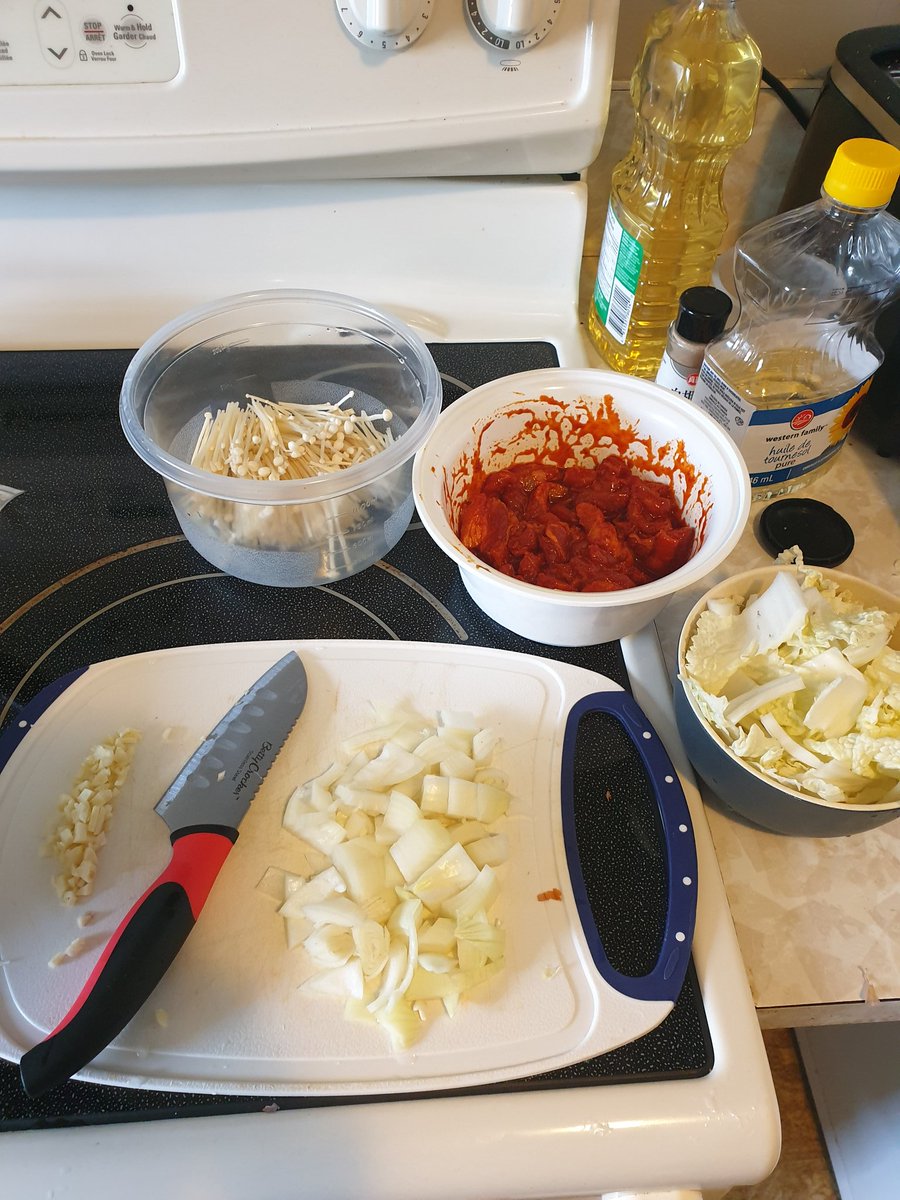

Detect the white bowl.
[
  {"left": 675, "top": 566, "right": 900, "bottom": 837},
  {"left": 412, "top": 368, "right": 751, "bottom": 645}
]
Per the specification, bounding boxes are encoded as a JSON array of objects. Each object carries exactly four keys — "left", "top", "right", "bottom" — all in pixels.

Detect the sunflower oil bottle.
[
  {"left": 691, "top": 138, "right": 900, "bottom": 499},
  {"left": 587, "top": 0, "right": 761, "bottom": 377}
]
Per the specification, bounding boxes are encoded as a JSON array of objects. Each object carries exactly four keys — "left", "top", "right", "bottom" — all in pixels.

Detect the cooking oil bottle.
[
  {"left": 587, "top": 0, "right": 761, "bottom": 377},
  {"left": 691, "top": 138, "right": 900, "bottom": 499}
]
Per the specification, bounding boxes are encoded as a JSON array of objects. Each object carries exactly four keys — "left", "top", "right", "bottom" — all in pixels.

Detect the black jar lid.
[
  {"left": 758, "top": 498, "right": 855, "bottom": 567},
  {"left": 674, "top": 287, "right": 733, "bottom": 345}
]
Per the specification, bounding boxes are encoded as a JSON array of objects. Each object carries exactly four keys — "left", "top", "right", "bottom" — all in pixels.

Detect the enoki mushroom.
[{"left": 190, "top": 391, "right": 394, "bottom": 480}]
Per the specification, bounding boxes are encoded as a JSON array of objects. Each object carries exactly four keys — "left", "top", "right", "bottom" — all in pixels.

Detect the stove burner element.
[{"left": 0, "top": 341, "right": 712, "bottom": 1129}]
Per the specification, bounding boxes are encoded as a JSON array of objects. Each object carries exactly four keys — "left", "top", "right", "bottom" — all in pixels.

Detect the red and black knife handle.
[{"left": 19, "top": 826, "right": 236, "bottom": 1099}]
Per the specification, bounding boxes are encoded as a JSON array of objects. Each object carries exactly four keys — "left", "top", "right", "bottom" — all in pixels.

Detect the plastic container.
[
  {"left": 655, "top": 286, "right": 733, "bottom": 400},
  {"left": 119, "top": 290, "right": 442, "bottom": 586},
  {"left": 691, "top": 138, "right": 900, "bottom": 499},
  {"left": 412, "top": 368, "right": 751, "bottom": 646},
  {"left": 587, "top": 0, "right": 760, "bottom": 377}
]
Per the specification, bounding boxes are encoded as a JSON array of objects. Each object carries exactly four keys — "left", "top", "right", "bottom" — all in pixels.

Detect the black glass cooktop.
[{"left": 0, "top": 342, "right": 712, "bottom": 1130}]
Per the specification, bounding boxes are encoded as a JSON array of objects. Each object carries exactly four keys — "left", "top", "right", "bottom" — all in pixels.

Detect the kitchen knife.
[{"left": 19, "top": 650, "right": 308, "bottom": 1099}]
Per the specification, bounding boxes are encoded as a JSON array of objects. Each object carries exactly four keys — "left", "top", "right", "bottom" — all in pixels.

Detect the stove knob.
[
  {"left": 466, "top": 0, "right": 565, "bottom": 50},
  {"left": 335, "top": 0, "right": 434, "bottom": 50}
]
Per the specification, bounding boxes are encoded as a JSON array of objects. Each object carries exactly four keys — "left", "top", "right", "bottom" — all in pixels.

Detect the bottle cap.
[
  {"left": 758, "top": 498, "right": 855, "bottom": 568},
  {"left": 674, "top": 287, "right": 733, "bottom": 345},
  {"left": 822, "top": 138, "right": 900, "bottom": 209}
]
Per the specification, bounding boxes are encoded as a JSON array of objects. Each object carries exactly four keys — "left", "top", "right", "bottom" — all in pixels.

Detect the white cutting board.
[{"left": 0, "top": 640, "right": 677, "bottom": 1095}]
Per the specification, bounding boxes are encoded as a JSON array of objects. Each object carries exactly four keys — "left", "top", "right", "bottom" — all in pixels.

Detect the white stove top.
[{"left": 0, "top": 2, "right": 780, "bottom": 1195}]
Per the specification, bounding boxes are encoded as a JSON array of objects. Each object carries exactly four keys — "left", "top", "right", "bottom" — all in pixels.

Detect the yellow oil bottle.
[{"left": 587, "top": 0, "right": 761, "bottom": 377}]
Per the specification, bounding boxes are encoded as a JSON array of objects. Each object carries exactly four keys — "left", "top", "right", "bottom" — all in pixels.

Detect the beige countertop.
[
  {"left": 653, "top": 439, "right": 900, "bottom": 1028},
  {"left": 579, "top": 86, "right": 900, "bottom": 1024},
  {"left": 576, "top": 349, "right": 900, "bottom": 1026},
  {"left": 580, "top": 344, "right": 900, "bottom": 1025}
]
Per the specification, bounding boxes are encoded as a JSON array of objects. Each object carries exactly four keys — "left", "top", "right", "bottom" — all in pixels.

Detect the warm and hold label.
[{"left": 691, "top": 361, "right": 875, "bottom": 488}]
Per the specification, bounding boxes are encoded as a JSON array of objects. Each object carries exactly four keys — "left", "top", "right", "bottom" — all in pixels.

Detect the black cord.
[{"left": 762, "top": 66, "right": 810, "bottom": 129}]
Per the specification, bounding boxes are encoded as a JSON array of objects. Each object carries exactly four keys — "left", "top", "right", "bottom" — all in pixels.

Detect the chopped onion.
[
  {"left": 353, "top": 920, "right": 391, "bottom": 978},
  {"left": 331, "top": 838, "right": 387, "bottom": 905},
  {"left": 351, "top": 742, "right": 425, "bottom": 790},
  {"left": 276, "top": 704, "right": 510, "bottom": 1052},
  {"left": 410, "top": 843, "right": 479, "bottom": 909},
  {"left": 376, "top": 791, "right": 422, "bottom": 844},
  {"left": 301, "top": 960, "right": 365, "bottom": 999},
  {"left": 390, "top": 820, "right": 455, "bottom": 884},
  {"left": 417, "top": 917, "right": 456, "bottom": 955},
  {"left": 304, "top": 925, "right": 355, "bottom": 967},
  {"left": 442, "top": 865, "right": 499, "bottom": 920},
  {"left": 466, "top": 834, "right": 509, "bottom": 869},
  {"left": 301, "top": 896, "right": 366, "bottom": 928},
  {"left": 758, "top": 713, "right": 824, "bottom": 770},
  {"left": 723, "top": 674, "right": 805, "bottom": 724}
]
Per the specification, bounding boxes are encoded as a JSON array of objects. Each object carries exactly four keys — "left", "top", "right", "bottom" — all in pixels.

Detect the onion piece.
[
  {"left": 390, "top": 820, "right": 455, "bottom": 884},
  {"left": 278, "top": 866, "right": 346, "bottom": 918},
  {"left": 417, "top": 917, "right": 456, "bottom": 955},
  {"left": 758, "top": 713, "right": 825, "bottom": 769},
  {"left": 442, "top": 865, "right": 499, "bottom": 919},
  {"left": 353, "top": 920, "right": 391, "bottom": 978},
  {"left": 351, "top": 742, "right": 426, "bottom": 790},
  {"left": 331, "top": 838, "right": 387, "bottom": 905},
  {"left": 301, "top": 960, "right": 364, "bottom": 999},
  {"left": 723, "top": 674, "right": 805, "bottom": 724},
  {"left": 411, "top": 843, "right": 479, "bottom": 909},
  {"left": 301, "top": 896, "right": 366, "bottom": 928},
  {"left": 376, "top": 791, "right": 422, "bottom": 844},
  {"left": 467, "top": 834, "right": 509, "bottom": 869},
  {"left": 288, "top": 812, "right": 347, "bottom": 854},
  {"left": 304, "top": 925, "right": 355, "bottom": 967}
]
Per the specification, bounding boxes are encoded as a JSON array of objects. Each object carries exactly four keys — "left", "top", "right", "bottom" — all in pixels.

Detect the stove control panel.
[
  {"left": 0, "top": 0, "right": 180, "bottom": 84},
  {"left": 465, "top": 0, "right": 564, "bottom": 51},
  {"left": 335, "top": 0, "right": 434, "bottom": 51},
  {"left": 0, "top": 0, "right": 617, "bottom": 177}
]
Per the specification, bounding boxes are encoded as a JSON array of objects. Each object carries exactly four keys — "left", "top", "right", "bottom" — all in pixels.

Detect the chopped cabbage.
[{"left": 681, "top": 566, "right": 899, "bottom": 806}]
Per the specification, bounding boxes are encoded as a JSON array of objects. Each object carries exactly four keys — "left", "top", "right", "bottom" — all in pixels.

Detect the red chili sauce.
[{"left": 458, "top": 456, "right": 695, "bottom": 593}]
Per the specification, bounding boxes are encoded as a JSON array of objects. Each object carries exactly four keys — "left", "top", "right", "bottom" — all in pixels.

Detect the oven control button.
[
  {"left": 335, "top": 0, "right": 434, "bottom": 51},
  {"left": 466, "top": 0, "right": 564, "bottom": 51},
  {"left": 35, "top": 1, "right": 75, "bottom": 69}
]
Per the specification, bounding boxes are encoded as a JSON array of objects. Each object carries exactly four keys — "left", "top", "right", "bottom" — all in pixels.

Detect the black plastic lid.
[
  {"left": 758, "top": 498, "right": 855, "bottom": 567},
  {"left": 674, "top": 287, "right": 733, "bottom": 344}
]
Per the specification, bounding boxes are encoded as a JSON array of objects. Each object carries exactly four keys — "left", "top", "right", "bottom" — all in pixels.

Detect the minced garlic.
[
  {"left": 44, "top": 729, "right": 141, "bottom": 905},
  {"left": 48, "top": 937, "right": 88, "bottom": 967}
]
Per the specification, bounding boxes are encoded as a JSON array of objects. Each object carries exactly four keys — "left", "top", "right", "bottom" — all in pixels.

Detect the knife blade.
[{"left": 19, "top": 650, "right": 308, "bottom": 1099}]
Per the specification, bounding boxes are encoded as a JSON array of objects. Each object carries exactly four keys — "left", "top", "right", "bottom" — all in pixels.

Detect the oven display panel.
[{"left": 0, "top": 0, "right": 180, "bottom": 84}]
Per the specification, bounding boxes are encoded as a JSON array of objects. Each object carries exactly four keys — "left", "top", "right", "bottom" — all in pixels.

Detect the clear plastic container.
[
  {"left": 691, "top": 138, "right": 900, "bottom": 498},
  {"left": 119, "top": 290, "right": 442, "bottom": 586},
  {"left": 587, "top": 0, "right": 760, "bottom": 377}
]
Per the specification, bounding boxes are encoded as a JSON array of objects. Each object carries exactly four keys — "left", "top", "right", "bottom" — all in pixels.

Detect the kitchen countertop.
[
  {"left": 652, "top": 436, "right": 900, "bottom": 1028},
  {"left": 578, "top": 83, "right": 900, "bottom": 1028},
  {"left": 579, "top": 305, "right": 899, "bottom": 1022},
  {"left": 581, "top": 298, "right": 900, "bottom": 1028},
  {"left": 580, "top": 326, "right": 900, "bottom": 1025}
]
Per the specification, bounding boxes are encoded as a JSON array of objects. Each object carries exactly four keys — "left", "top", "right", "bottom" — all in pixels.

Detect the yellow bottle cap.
[{"left": 822, "top": 138, "right": 900, "bottom": 209}]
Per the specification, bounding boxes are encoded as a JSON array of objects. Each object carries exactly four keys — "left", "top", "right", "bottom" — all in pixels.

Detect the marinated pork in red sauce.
[{"left": 458, "top": 457, "right": 694, "bottom": 593}]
